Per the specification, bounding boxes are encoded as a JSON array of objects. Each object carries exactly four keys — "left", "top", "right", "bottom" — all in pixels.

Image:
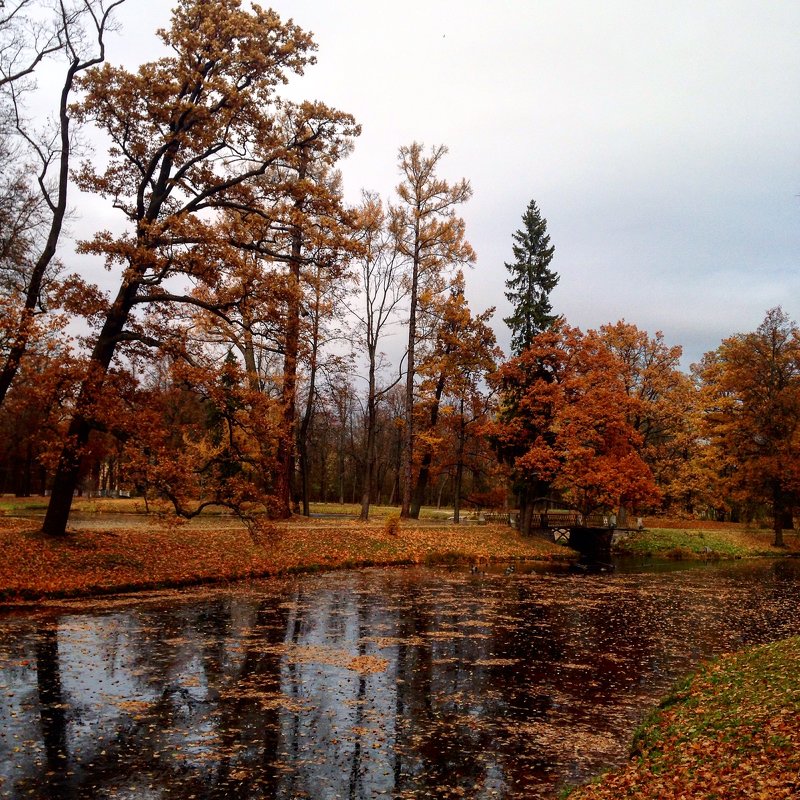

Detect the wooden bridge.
[
  {"left": 484, "top": 508, "right": 638, "bottom": 562},
  {"left": 533, "top": 511, "right": 618, "bottom": 562}
]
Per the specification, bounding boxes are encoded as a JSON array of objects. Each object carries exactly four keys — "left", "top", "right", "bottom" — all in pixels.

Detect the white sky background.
[{"left": 64, "top": 0, "right": 800, "bottom": 369}]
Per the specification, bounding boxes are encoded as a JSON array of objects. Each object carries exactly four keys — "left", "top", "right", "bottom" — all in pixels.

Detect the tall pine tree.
[{"left": 503, "top": 199, "right": 559, "bottom": 354}]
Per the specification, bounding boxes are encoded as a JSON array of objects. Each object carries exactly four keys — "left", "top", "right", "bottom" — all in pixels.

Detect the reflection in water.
[{"left": 1, "top": 560, "right": 799, "bottom": 799}]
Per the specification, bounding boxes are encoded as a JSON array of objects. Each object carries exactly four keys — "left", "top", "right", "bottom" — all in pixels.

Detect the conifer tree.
[{"left": 503, "top": 199, "right": 559, "bottom": 354}]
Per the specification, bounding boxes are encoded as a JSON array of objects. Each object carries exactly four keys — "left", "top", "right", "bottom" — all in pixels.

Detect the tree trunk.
[
  {"left": 277, "top": 150, "right": 308, "bottom": 517},
  {"left": 359, "top": 393, "right": 377, "bottom": 521},
  {"left": 409, "top": 372, "right": 446, "bottom": 519},
  {"left": 298, "top": 330, "right": 319, "bottom": 518},
  {"left": 338, "top": 411, "right": 346, "bottom": 506},
  {"left": 436, "top": 475, "right": 447, "bottom": 510},
  {"left": 400, "top": 220, "right": 421, "bottom": 519},
  {"left": 409, "top": 452, "right": 431, "bottom": 519},
  {"left": 42, "top": 280, "right": 139, "bottom": 536},
  {"left": 453, "top": 404, "right": 466, "bottom": 524},
  {"left": 773, "top": 481, "right": 786, "bottom": 547},
  {"left": 277, "top": 263, "right": 301, "bottom": 517}
]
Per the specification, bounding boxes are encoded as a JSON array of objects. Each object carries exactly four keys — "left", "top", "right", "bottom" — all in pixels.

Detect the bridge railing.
[
  {"left": 536, "top": 511, "right": 613, "bottom": 529},
  {"left": 537, "top": 511, "right": 582, "bottom": 528}
]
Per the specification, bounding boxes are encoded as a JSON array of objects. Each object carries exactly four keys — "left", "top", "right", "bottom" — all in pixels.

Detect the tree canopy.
[
  {"left": 697, "top": 307, "right": 800, "bottom": 545},
  {"left": 0, "top": 1, "right": 795, "bottom": 539},
  {"left": 491, "top": 323, "right": 659, "bottom": 533}
]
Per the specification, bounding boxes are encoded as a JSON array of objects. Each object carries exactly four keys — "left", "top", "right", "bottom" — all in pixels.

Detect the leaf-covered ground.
[
  {"left": 567, "top": 636, "right": 800, "bottom": 799},
  {"left": 0, "top": 515, "right": 569, "bottom": 601}
]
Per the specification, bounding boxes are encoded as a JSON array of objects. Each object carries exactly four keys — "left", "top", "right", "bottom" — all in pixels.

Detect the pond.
[{"left": 2, "top": 559, "right": 799, "bottom": 800}]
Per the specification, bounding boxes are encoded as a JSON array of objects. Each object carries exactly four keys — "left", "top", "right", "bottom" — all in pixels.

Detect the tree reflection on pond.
[{"left": 2, "top": 560, "right": 799, "bottom": 799}]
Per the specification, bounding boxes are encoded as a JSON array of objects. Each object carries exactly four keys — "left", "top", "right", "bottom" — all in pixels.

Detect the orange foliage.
[
  {"left": 696, "top": 308, "right": 800, "bottom": 540},
  {"left": 598, "top": 321, "right": 700, "bottom": 512},
  {"left": 492, "top": 323, "right": 660, "bottom": 517}
]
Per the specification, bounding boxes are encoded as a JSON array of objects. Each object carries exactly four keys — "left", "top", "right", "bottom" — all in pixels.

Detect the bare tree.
[
  {"left": 0, "top": 0, "right": 125, "bottom": 407},
  {"left": 0, "top": 0, "right": 65, "bottom": 89},
  {"left": 348, "top": 192, "right": 405, "bottom": 520}
]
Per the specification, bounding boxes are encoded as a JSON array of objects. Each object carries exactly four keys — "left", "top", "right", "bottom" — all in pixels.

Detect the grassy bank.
[
  {"left": 0, "top": 515, "right": 570, "bottom": 602},
  {"left": 614, "top": 525, "right": 800, "bottom": 560},
  {"left": 567, "top": 636, "right": 800, "bottom": 799}
]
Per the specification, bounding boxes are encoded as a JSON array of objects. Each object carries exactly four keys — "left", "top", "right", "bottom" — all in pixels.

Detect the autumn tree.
[
  {"left": 410, "top": 272, "right": 500, "bottom": 519},
  {"left": 122, "top": 354, "right": 282, "bottom": 520},
  {"left": 491, "top": 322, "right": 659, "bottom": 534},
  {"left": 256, "top": 117, "right": 358, "bottom": 516},
  {"left": 0, "top": 0, "right": 124, "bottom": 407},
  {"left": 0, "top": 327, "right": 80, "bottom": 496},
  {"left": 697, "top": 307, "right": 800, "bottom": 545},
  {"left": 191, "top": 139, "right": 359, "bottom": 517},
  {"left": 503, "top": 198, "right": 559, "bottom": 355},
  {"left": 390, "top": 142, "right": 475, "bottom": 518},
  {"left": 598, "top": 321, "right": 697, "bottom": 519},
  {"left": 41, "top": 0, "right": 358, "bottom": 536}
]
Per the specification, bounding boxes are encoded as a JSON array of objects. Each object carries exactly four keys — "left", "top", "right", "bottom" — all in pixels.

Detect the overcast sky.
[{"left": 74, "top": 0, "right": 800, "bottom": 368}]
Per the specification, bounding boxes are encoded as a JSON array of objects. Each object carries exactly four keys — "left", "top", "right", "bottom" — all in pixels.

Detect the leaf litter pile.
[{"left": 1, "top": 561, "right": 800, "bottom": 799}]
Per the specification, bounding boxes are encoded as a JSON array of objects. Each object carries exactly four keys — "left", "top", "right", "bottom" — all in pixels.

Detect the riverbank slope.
[
  {"left": 567, "top": 635, "right": 800, "bottom": 799},
  {"left": 0, "top": 515, "right": 570, "bottom": 601}
]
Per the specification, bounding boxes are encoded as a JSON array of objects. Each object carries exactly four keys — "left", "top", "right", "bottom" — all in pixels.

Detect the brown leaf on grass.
[{"left": 0, "top": 519, "right": 567, "bottom": 601}]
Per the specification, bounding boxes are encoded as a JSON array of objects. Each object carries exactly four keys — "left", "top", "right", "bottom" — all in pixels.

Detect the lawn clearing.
[{"left": 614, "top": 525, "right": 800, "bottom": 560}]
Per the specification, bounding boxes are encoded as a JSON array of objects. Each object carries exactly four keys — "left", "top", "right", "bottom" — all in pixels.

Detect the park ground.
[
  {"left": 0, "top": 496, "right": 798, "bottom": 601},
  {"left": 0, "top": 497, "right": 571, "bottom": 602},
  {"left": 1, "top": 496, "right": 799, "bottom": 798}
]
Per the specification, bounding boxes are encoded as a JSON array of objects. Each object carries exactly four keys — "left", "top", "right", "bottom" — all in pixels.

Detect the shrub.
[{"left": 384, "top": 514, "right": 401, "bottom": 536}]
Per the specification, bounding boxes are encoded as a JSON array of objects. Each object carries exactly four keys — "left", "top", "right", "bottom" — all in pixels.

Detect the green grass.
[
  {"left": 0, "top": 496, "right": 454, "bottom": 520},
  {"left": 307, "top": 502, "right": 457, "bottom": 521},
  {"left": 614, "top": 526, "right": 799, "bottom": 560},
  {"left": 0, "top": 496, "right": 50, "bottom": 513},
  {"left": 0, "top": 495, "right": 153, "bottom": 515}
]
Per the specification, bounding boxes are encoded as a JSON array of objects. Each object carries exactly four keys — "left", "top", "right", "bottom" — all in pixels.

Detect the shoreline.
[{"left": 565, "top": 635, "right": 800, "bottom": 799}]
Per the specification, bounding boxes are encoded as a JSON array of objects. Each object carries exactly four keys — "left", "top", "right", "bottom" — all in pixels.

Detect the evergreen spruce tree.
[{"left": 503, "top": 199, "right": 560, "bottom": 354}]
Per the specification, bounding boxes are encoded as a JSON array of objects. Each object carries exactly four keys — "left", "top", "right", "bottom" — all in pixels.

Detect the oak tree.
[{"left": 41, "top": 0, "right": 357, "bottom": 535}]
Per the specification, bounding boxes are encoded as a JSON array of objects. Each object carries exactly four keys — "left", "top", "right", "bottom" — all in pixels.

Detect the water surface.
[{"left": 2, "top": 560, "right": 799, "bottom": 799}]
